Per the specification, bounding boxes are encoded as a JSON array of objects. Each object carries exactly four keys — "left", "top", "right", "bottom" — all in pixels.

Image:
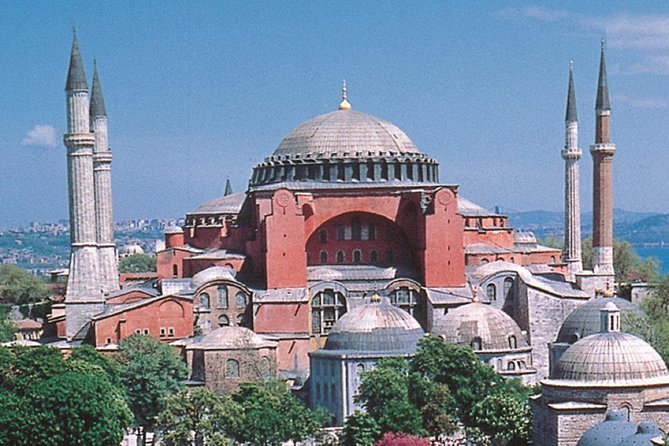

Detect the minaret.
[
  {"left": 64, "top": 31, "right": 103, "bottom": 339},
  {"left": 91, "top": 61, "right": 120, "bottom": 293},
  {"left": 562, "top": 62, "right": 582, "bottom": 282},
  {"left": 590, "top": 41, "right": 616, "bottom": 277}
]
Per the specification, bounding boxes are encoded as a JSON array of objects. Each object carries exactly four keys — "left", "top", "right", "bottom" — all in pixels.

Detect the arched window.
[
  {"left": 389, "top": 287, "right": 419, "bottom": 316},
  {"left": 369, "top": 250, "right": 378, "bottom": 264},
  {"left": 320, "top": 251, "right": 328, "bottom": 264},
  {"left": 550, "top": 256, "right": 556, "bottom": 263},
  {"left": 311, "top": 289, "right": 347, "bottom": 335},
  {"left": 336, "top": 225, "right": 345, "bottom": 241},
  {"left": 480, "top": 258, "right": 489, "bottom": 265},
  {"left": 351, "top": 217, "right": 361, "bottom": 241},
  {"left": 486, "top": 283, "right": 496, "bottom": 301},
  {"left": 497, "top": 358, "right": 503, "bottom": 371},
  {"left": 235, "top": 292, "right": 248, "bottom": 309},
  {"left": 217, "top": 286, "right": 228, "bottom": 309},
  {"left": 507, "top": 361, "right": 516, "bottom": 371},
  {"left": 336, "top": 250, "right": 345, "bottom": 263},
  {"left": 471, "top": 337, "right": 482, "bottom": 350},
  {"left": 353, "top": 249, "right": 362, "bottom": 264},
  {"left": 368, "top": 224, "right": 377, "bottom": 240},
  {"left": 259, "top": 357, "right": 271, "bottom": 380},
  {"left": 226, "top": 359, "right": 240, "bottom": 378},
  {"left": 504, "top": 277, "right": 514, "bottom": 299},
  {"left": 218, "top": 314, "right": 230, "bottom": 327},
  {"left": 319, "top": 229, "right": 328, "bottom": 243},
  {"left": 508, "top": 335, "right": 517, "bottom": 349},
  {"left": 172, "top": 264, "right": 178, "bottom": 277},
  {"left": 199, "top": 293, "right": 210, "bottom": 310},
  {"left": 236, "top": 313, "right": 246, "bottom": 327}
]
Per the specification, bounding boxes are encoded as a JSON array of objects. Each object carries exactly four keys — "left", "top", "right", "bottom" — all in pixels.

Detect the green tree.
[
  {"left": 119, "top": 253, "right": 157, "bottom": 273},
  {"left": 469, "top": 393, "right": 530, "bottom": 446},
  {"left": 117, "top": 334, "right": 188, "bottom": 445},
  {"left": 231, "top": 381, "right": 321, "bottom": 446},
  {"left": 638, "top": 275, "right": 669, "bottom": 365},
  {"left": 0, "top": 306, "right": 15, "bottom": 342},
  {"left": 0, "top": 264, "right": 49, "bottom": 304},
  {"left": 158, "top": 387, "right": 242, "bottom": 446},
  {"left": 340, "top": 411, "right": 381, "bottom": 446}
]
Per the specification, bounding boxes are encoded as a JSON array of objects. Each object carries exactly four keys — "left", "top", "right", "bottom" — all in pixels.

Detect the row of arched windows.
[
  {"left": 199, "top": 287, "right": 249, "bottom": 310},
  {"left": 224, "top": 356, "right": 272, "bottom": 379},
  {"left": 471, "top": 334, "right": 518, "bottom": 351},
  {"left": 484, "top": 278, "right": 515, "bottom": 301},
  {"left": 318, "top": 249, "right": 394, "bottom": 265}
]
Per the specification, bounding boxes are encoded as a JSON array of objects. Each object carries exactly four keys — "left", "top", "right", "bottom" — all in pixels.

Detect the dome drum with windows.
[{"left": 250, "top": 82, "right": 440, "bottom": 187}]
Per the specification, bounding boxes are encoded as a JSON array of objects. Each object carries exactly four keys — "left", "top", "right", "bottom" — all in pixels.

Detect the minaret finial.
[
  {"left": 66, "top": 27, "right": 88, "bottom": 91},
  {"left": 338, "top": 80, "right": 351, "bottom": 110}
]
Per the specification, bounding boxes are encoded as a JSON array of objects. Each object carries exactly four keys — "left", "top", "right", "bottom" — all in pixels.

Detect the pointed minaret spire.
[
  {"left": 590, "top": 39, "right": 616, "bottom": 280},
  {"left": 596, "top": 39, "right": 611, "bottom": 114},
  {"left": 562, "top": 61, "right": 583, "bottom": 282},
  {"left": 224, "top": 178, "right": 233, "bottom": 196},
  {"left": 66, "top": 28, "right": 88, "bottom": 92},
  {"left": 90, "top": 60, "right": 107, "bottom": 117},
  {"left": 338, "top": 80, "right": 351, "bottom": 110}
]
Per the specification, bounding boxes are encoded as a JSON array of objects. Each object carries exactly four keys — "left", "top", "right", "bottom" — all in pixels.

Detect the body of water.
[{"left": 636, "top": 246, "right": 669, "bottom": 276}]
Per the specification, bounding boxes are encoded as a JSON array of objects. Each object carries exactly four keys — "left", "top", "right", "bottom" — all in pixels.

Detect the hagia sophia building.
[{"left": 44, "top": 32, "right": 669, "bottom": 444}]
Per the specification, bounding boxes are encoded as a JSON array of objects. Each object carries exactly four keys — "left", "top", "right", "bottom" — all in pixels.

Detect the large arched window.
[
  {"left": 486, "top": 283, "right": 496, "bottom": 301},
  {"left": 311, "top": 289, "right": 347, "bottom": 335},
  {"left": 199, "top": 293, "right": 210, "bottom": 310},
  {"left": 235, "top": 292, "right": 248, "bottom": 309},
  {"left": 389, "top": 287, "right": 419, "bottom": 316},
  {"left": 504, "top": 277, "right": 514, "bottom": 299},
  {"left": 217, "top": 286, "right": 228, "bottom": 309},
  {"left": 226, "top": 359, "right": 240, "bottom": 378}
]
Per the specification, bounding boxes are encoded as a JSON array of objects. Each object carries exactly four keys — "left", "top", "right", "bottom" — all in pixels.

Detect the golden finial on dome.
[
  {"left": 338, "top": 80, "right": 351, "bottom": 110},
  {"left": 603, "top": 281, "right": 615, "bottom": 298},
  {"left": 370, "top": 290, "right": 381, "bottom": 303}
]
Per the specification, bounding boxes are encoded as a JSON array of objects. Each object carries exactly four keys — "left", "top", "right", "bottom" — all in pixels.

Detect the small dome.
[
  {"left": 325, "top": 299, "right": 424, "bottom": 353},
  {"left": 577, "top": 410, "right": 636, "bottom": 446},
  {"left": 119, "top": 244, "right": 144, "bottom": 255},
  {"left": 554, "top": 331, "right": 668, "bottom": 383},
  {"left": 191, "top": 266, "right": 236, "bottom": 289},
  {"left": 615, "top": 422, "right": 663, "bottom": 446},
  {"left": 513, "top": 231, "right": 537, "bottom": 246},
  {"left": 187, "top": 326, "right": 277, "bottom": 350},
  {"left": 432, "top": 302, "right": 528, "bottom": 352},
  {"left": 273, "top": 110, "right": 420, "bottom": 160},
  {"left": 164, "top": 225, "right": 184, "bottom": 234},
  {"left": 557, "top": 297, "right": 645, "bottom": 344}
]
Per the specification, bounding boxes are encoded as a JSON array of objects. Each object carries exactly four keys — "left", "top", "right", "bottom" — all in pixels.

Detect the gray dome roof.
[
  {"left": 577, "top": 410, "right": 636, "bottom": 446},
  {"left": 557, "top": 297, "right": 645, "bottom": 344},
  {"left": 554, "top": 332, "right": 668, "bottom": 383},
  {"left": 432, "top": 302, "right": 528, "bottom": 352},
  {"left": 273, "top": 109, "right": 420, "bottom": 160},
  {"left": 192, "top": 266, "right": 236, "bottom": 289},
  {"left": 615, "top": 422, "right": 663, "bottom": 446},
  {"left": 325, "top": 299, "right": 424, "bottom": 353},
  {"left": 187, "top": 326, "right": 277, "bottom": 350}
]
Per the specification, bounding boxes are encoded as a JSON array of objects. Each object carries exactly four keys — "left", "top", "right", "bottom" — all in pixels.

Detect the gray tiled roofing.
[
  {"left": 189, "top": 249, "right": 246, "bottom": 261},
  {"left": 325, "top": 299, "right": 424, "bottom": 353},
  {"left": 190, "top": 192, "right": 246, "bottom": 215},
  {"left": 457, "top": 197, "right": 501, "bottom": 217},
  {"left": 186, "top": 326, "right": 277, "bottom": 350},
  {"left": 191, "top": 266, "right": 237, "bottom": 288},
  {"left": 557, "top": 297, "right": 645, "bottom": 343},
  {"left": 248, "top": 180, "right": 446, "bottom": 193},
  {"left": 554, "top": 332, "right": 668, "bottom": 383},
  {"left": 66, "top": 32, "right": 88, "bottom": 91},
  {"left": 90, "top": 63, "right": 107, "bottom": 116},
  {"left": 424, "top": 287, "right": 472, "bottom": 305},
  {"left": 273, "top": 109, "right": 420, "bottom": 159},
  {"left": 307, "top": 265, "right": 412, "bottom": 282},
  {"left": 432, "top": 301, "right": 529, "bottom": 352}
]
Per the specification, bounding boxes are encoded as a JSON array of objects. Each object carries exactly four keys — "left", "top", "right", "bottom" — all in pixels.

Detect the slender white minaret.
[
  {"left": 91, "top": 61, "right": 120, "bottom": 293},
  {"left": 64, "top": 31, "right": 103, "bottom": 338},
  {"left": 590, "top": 41, "right": 616, "bottom": 277},
  {"left": 562, "top": 62, "right": 583, "bottom": 282}
]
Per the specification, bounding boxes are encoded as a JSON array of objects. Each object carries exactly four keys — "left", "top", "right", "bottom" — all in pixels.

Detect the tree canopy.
[
  {"left": 118, "top": 253, "right": 157, "bottom": 273},
  {"left": 0, "top": 264, "right": 49, "bottom": 304},
  {"left": 351, "top": 336, "right": 531, "bottom": 445},
  {"left": 0, "top": 345, "right": 132, "bottom": 446},
  {"left": 0, "top": 306, "right": 15, "bottom": 342}
]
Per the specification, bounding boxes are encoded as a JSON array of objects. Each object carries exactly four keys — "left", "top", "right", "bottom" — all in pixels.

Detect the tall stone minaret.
[
  {"left": 91, "top": 62, "right": 120, "bottom": 293},
  {"left": 562, "top": 62, "right": 582, "bottom": 282},
  {"left": 64, "top": 31, "right": 104, "bottom": 339},
  {"left": 590, "top": 40, "right": 616, "bottom": 278}
]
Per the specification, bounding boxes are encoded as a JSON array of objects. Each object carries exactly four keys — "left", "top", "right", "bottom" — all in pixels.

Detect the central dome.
[{"left": 272, "top": 109, "right": 420, "bottom": 160}]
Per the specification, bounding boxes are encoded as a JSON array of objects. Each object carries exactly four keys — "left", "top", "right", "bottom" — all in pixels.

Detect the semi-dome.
[
  {"left": 191, "top": 266, "right": 237, "bottom": 289},
  {"left": 557, "top": 296, "right": 645, "bottom": 344},
  {"left": 324, "top": 297, "right": 424, "bottom": 353},
  {"left": 250, "top": 87, "right": 440, "bottom": 188},
  {"left": 553, "top": 331, "right": 668, "bottom": 383},
  {"left": 577, "top": 410, "right": 636, "bottom": 446},
  {"left": 432, "top": 301, "right": 529, "bottom": 352}
]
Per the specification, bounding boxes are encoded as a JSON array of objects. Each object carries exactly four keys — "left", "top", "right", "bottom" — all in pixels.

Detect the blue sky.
[{"left": 2, "top": 1, "right": 669, "bottom": 226}]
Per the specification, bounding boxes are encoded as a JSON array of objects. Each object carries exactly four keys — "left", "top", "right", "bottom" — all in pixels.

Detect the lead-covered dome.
[
  {"left": 432, "top": 301, "right": 529, "bottom": 352},
  {"left": 250, "top": 89, "right": 440, "bottom": 188},
  {"left": 324, "top": 297, "right": 424, "bottom": 353},
  {"left": 554, "top": 331, "right": 668, "bottom": 383},
  {"left": 577, "top": 410, "right": 636, "bottom": 446}
]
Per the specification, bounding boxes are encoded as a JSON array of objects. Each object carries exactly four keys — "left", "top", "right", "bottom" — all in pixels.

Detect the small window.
[
  {"left": 369, "top": 250, "right": 378, "bottom": 264},
  {"left": 226, "top": 359, "right": 240, "bottom": 378},
  {"left": 353, "top": 249, "right": 362, "bottom": 264},
  {"left": 480, "top": 258, "right": 489, "bottom": 265},
  {"left": 172, "top": 264, "right": 178, "bottom": 277},
  {"left": 471, "top": 337, "right": 482, "bottom": 350},
  {"left": 217, "top": 286, "right": 228, "bottom": 309},
  {"left": 106, "top": 337, "right": 112, "bottom": 345},
  {"left": 336, "top": 225, "right": 345, "bottom": 241},
  {"left": 199, "top": 293, "right": 210, "bottom": 310},
  {"left": 507, "top": 362, "right": 516, "bottom": 371},
  {"left": 368, "top": 224, "right": 376, "bottom": 240},
  {"left": 237, "top": 313, "right": 246, "bottom": 327},
  {"left": 336, "top": 250, "right": 345, "bottom": 263},
  {"left": 550, "top": 256, "right": 556, "bottom": 263},
  {"left": 320, "top": 251, "right": 328, "bottom": 264},
  {"left": 160, "top": 328, "right": 166, "bottom": 337},
  {"left": 235, "top": 292, "right": 248, "bottom": 309},
  {"left": 218, "top": 315, "right": 230, "bottom": 327},
  {"left": 135, "top": 329, "right": 142, "bottom": 334},
  {"left": 504, "top": 278, "right": 514, "bottom": 299},
  {"left": 486, "top": 283, "right": 496, "bottom": 301},
  {"left": 143, "top": 329, "right": 149, "bottom": 335},
  {"left": 168, "top": 327, "right": 175, "bottom": 336},
  {"left": 319, "top": 229, "right": 328, "bottom": 243},
  {"left": 351, "top": 217, "right": 361, "bottom": 241},
  {"left": 508, "top": 335, "right": 517, "bottom": 349}
]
